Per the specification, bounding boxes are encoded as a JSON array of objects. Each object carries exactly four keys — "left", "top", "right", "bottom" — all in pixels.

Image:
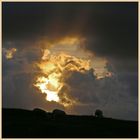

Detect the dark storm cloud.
[
  {"left": 2, "top": 72, "right": 64, "bottom": 112},
  {"left": 2, "top": 2, "right": 138, "bottom": 77},
  {"left": 2, "top": 42, "right": 42, "bottom": 76},
  {"left": 2, "top": 2, "right": 138, "bottom": 120},
  {"left": 62, "top": 69, "right": 137, "bottom": 120},
  {"left": 2, "top": 2, "right": 138, "bottom": 72},
  {"left": 2, "top": 43, "right": 64, "bottom": 112},
  {"left": 60, "top": 69, "right": 100, "bottom": 104},
  {"left": 3, "top": 2, "right": 137, "bottom": 44}
]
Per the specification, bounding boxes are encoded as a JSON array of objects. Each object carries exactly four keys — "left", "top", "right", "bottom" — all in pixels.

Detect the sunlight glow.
[
  {"left": 34, "top": 37, "right": 112, "bottom": 106},
  {"left": 5, "top": 48, "right": 17, "bottom": 59}
]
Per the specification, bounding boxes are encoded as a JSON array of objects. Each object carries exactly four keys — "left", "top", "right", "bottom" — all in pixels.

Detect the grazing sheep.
[{"left": 95, "top": 109, "right": 103, "bottom": 118}]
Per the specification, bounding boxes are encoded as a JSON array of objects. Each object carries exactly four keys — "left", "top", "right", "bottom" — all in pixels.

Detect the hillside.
[{"left": 2, "top": 108, "right": 138, "bottom": 138}]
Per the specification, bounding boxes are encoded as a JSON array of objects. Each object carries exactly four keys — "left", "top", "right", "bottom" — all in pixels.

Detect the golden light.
[
  {"left": 34, "top": 76, "right": 60, "bottom": 102},
  {"left": 5, "top": 48, "right": 17, "bottom": 59},
  {"left": 34, "top": 37, "right": 112, "bottom": 106}
]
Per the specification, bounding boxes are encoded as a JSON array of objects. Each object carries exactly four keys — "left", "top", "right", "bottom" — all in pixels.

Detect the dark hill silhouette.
[{"left": 2, "top": 108, "right": 138, "bottom": 138}]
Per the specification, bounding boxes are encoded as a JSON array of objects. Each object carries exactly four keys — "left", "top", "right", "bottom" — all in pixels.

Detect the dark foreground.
[{"left": 2, "top": 108, "right": 138, "bottom": 138}]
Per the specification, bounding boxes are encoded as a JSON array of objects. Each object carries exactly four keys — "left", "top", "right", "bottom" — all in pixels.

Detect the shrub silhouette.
[
  {"left": 95, "top": 109, "right": 103, "bottom": 118},
  {"left": 52, "top": 109, "right": 66, "bottom": 119},
  {"left": 33, "top": 108, "right": 47, "bottom": 116}
]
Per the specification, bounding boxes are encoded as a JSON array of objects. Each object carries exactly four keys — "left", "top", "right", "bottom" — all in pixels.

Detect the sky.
[{"left": 2, "top": 2, "right": 138, "bottom": 120}]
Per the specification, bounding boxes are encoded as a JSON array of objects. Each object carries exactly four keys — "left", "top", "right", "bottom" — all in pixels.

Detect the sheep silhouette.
[
  {"left": 95, "top": 109, "right": 103, "bottom": 118},
  {"left": 52, "top": 109, "right": 66, "bottom": 120}
]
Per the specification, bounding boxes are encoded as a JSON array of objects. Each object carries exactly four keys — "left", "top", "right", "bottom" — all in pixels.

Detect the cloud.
[
  {"left": 2, "top": 72, "right": 64, "bottom": 112},
  {"left": 3, "top": 39, "right": 138, "bottom": 120},
  {"left": 3, "top": 2, "right": 137, "bottom": 75},
  {"left": 2, "top": 2, "right": 138, "bottom": 120},
  {"left": 59, "top": 68, "right": 138, "bottom": 120}
]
